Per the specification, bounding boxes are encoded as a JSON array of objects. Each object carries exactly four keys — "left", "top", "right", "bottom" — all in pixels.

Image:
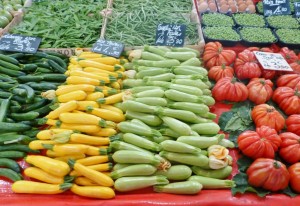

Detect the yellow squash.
[{"left": 70, "top": 184, "right": 115, "bottom": 199}]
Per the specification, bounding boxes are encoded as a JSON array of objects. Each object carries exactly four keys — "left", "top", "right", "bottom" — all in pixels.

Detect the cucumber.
[
  {"left": 23, "top": 129, "right": 39, "bottom": 138},
  {"left": 0, "top": 144, "right": 39, "bottom": 153},
  {"left": 35, "top": 67, "right": 52, "bottom": 73},
  {"left": 0, "top": 158, "right": 20, "bottom": 173},
  {"left": 0, "top": 82, "right": 16, "bottom": 90},
  {"left": 0, "top": 91, "right": 11, "bottom": 98},
  {"left": 22, "top": 99, "right": 48, "bottom": 112},
  {"left": 20, "top": 64, "right": 38, "bottom": 72},
  {"left": 8, "top": 53, "right": 25, "bottom": 59},
  {"left": 12, "top": 95, "right": 26, "bottom": 104},
  {"left": 18, "top": 84, "right": 35, "bottom": 103},
  {"left": 0, "top": 59, "right": 21, "bottom": 71},
  {"left": 0, "top": 168, "right": 22, "bottom": 182},
  {"left": 43, "top": 51, "right": 68, "bottom": 59},
  {"left": 25, "top": 82, "right": 57, "bottom": 90},
  {"left": 0, "top": 151, "right": 25, "bottom": 159},
  {"left": 0, "top": 54, "right": 19, "bottom": 64},
  {"left": 34, "top": 61, "right": 52, "bottom": 69},
  {"left": 10, "top": 111, "right": 40, "bottom": 121},
  {"left": 18, "top": 75, "right": 44, "bottom": 82},
  {"left": 0, "top": 66, "right": 26, "bottom": 77},
  {"left": 5, "top": 117, "right": 15, "bottom": 123},
  {"left": 48, "top": 59, "right": 66, "bottom": 73},
  {"left": 0, "top": 98, "right": 10, "bottom": 122},
  {"left": 11, "top": 88, "right": 27, "bottom": 96},
  {"left": 32, "top": 101, "right": 54, "bottom": 116},
  {"left": 45, "top": 55, "right": 67, "bottom": 68},
  {"left": 38, "top": 73, "right": 67, "bottom": 82},
  {"left": 0, "top": 74, "right": 17, "bottom": 83},
  {"left": 10, "top": 105, "right": 21, "bottom": 113},
  {"left": 0, "top": 122, "right": 31, "bottom": 132}
]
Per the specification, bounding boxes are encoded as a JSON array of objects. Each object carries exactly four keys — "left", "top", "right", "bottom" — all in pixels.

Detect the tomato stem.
[
  {"left": 273, "top": 161, "right": 281, "bottom": 169},
  {"left": 259, "top": 79, "right": 266, "bottom": 85}
]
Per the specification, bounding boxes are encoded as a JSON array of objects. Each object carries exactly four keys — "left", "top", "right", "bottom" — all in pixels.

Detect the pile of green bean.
[
  {"left": 105, "top": 0, "right": 199, "bottom": 46},
  {"left": 109, "top": 46, "right": 235, "bottom": 194},
  {"left": 11, "top": 0, "right": 105, "bottom": 48}
]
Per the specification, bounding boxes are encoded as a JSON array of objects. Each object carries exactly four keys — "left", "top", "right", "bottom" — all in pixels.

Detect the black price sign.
[
  {"left": 155, "top": 23, "right": 186, "bottom": 47},
  {"left": 295, "top": 2, "right": 300, "bottom": 17},
  {"left": 0, "top": 33, "right": 41, "bottom": 54},
  {"left": 263, "top": 0, "right": 291, "bottom": 16},
  {"left": 92, "top": 39, "right": 124, "bottom": 58}
]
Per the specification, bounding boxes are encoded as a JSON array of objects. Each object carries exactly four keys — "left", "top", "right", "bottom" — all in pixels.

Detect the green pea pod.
[
  {"left": 162, "top": 116, "right": 193, "bottom": 136},
  {"left": 112, "top": 150, "right": 161, "bottom": 166},
  {"left": 115, "top": 175, "right": 169, "bottom": 192},
  {"left": 159, "top": 151, "right": 209, "bottom": 167},
  {"left": 177, "top": 134, "right": 224, "bottom": 149},
  {"left": 191, "top": 166, "right": 233, "bottom": 179},
  {"left": 154, "top": 181, "right": 202, "bottom": 195},
  {"left": 188, "top": 175, "right": 236, "bottom": 189},
  {"left": 110, "top": 141, "right": 152, "bottom": 154},
  {"left": 122, "top": 133, "right": 161, "bottom": 152},
  {"left": 154, "top": 165, "right": 192, "bottom": 181},
  {"left": 160, "top": 140, "right": 201, "bottom": 154},
  {"left": 111, "top": 164, "right": 157, "bottom": 179}
]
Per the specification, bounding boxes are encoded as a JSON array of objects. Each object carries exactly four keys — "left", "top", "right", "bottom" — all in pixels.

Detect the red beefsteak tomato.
[
  {"left": 279, "top": 47, "right": 298, "bottom": 64},
  {"left": 251, "top": 104, "right": 285, "bottom": 132},
  {"left": 260, "top": 69, "right": 277, "bottom": 79},
  {"left": 247, "top": 78, "right": 273, "bottom": 104},
  {"left": 279, "top": 132, "right": 300, "bottom": 164},
  {"left": 203, "top": 42, "right": 236, "bottom": 69},
  {"left": 237, "top": 126, "right": 281, "bottom": 159},
  {"left": 288, "top": 163, "right": 300, "bottom": 193},
  {"left": 208, "top": 64, "right": 234, "bottom": 82},
  {"left": 286, "top": 114, "right": 300, "bottom": 135},
  {"left": 290, "top": 60, "right": 300, "bottom": 74},
  {"left": 277, "top": 74, "right": 300, "bottom": 89},
  {"left": 247, "top": 158, "right": 289, "bottom": 192},
  {"left": 273, "top": 87, "right": 300, "bottom": 115},
  {"left": 248, "top": 47, "right": 274, "bottom": 53},
  {"left": 211, "top": 77, "right": 248, "bottom": 102},
  {"left": 234, "top": 49, "right": 261, "bottom": 80}
]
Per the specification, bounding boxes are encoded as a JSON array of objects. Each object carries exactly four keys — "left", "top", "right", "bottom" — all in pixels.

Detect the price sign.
[
  {"left": 0, "top": 33, "right": 41, "bottom": 54},
  {"left": 155, "top": 23, "right": 186, "bottom": 47},
  {"left": 254, "top": 51, "right": 293, "bottom": 71},
  {"left": 295, "top": 2, "right": 300, "bottom": 17},
  {"left": 92, "top": 39, "right": 124, "bottom": 58},
  {"left": 263, "top": 0, "right": 291, "bottom": 16}
]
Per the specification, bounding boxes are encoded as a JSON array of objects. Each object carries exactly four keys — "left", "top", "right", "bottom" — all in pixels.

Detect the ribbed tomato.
[
  {"left": 247, "top": 158, "right": 289, "bottom": 192},
  {"left": 277, "top": 74, "right": 300, "bottom": 89},
  {"left": 237, "top": 126, "right": 281, "bottom": 159},
  {"left": 286, "top": 114, "right": 300, "bottom": 135},
  {"left": 203, "top": 42, "right": 236, "bottom": 69},
  {"left": 279, "top": 132, "right": 300, "bottom": 164},
  {"left": 247, "top": 78, "right": 273, "bottom": 104},
  {"left": 247, "top": 47, "right": 274, "bottom": 53},
  {"left": 234, "top": 49, "right": 262, "bottom": 80},
  {"left": 208, "top": 64, "right": 234, "bottom": 82},
  {"left": 288, "top": 163, "right": 300, "bottom": 193},
  {"left": 279, "top": 47, "right": 298, "bottom": 64},
  {"left": 260, "top": 69, "right": 277, "bottom": 80},
  {"left": 289, "top": 60, "right": 300, "bottom": 74},
  {"left": 273, "top": 87, "right": 300, "bottom": 115},
  {"left": 251, "top": 104, "right": 285, "bottom": 132},
  {"left": 211, "top": 77, "right": 248, "bottom": 102}
]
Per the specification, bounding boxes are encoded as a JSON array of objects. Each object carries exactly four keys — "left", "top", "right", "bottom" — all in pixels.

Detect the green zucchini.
[
  {"left": 0, "top": 74, "right": 17, "bottom": 83},
  {"left": 34, "top": 61, "right": 51, "bottom": 69},
  {"left": 0, "top": 59, "right": 21, "bottom": 71},
  {"left": 48, "top": 59, "right": 66, "bottom": 73},
  {"left": 8, "top": 53, "right": 25, "bottom": 59},
  {"left": 22, "top": 99, "right": 48, "bottom": 112},
  {"left": 38, "top": 73, "right": 67, "bottom": 82},
  {"left": 0, "top": 168, "right": 22, "bottom": 182},
  {"left": 12, "top": 95, "right": 26, "bottom": 104},
  {"left": 0, "top": 122, "right": 31, "bottom": 132},
  {"left": 18, "top": 75, "right": 44, "bottom": 82},
  {"left": 0, "top": 98, "right": 10, "bottom": 122},
  {"left": 25, "top": 82, "right": 57, "bottom": 90},
  {"left": 10, "top": 105, "right": 21, "bottom": 113},
  {"left": 11, "top": 88, "right": 27, "bottom": 97},
  {"left": 18, "top": 84, "right": 35, "bottom": 103},
  {"left": 20, "top": 64, "right": 38, "bottom": 72},
  {"left": 0, "top": 91, "right": 11, "bottom": 98},
  {"left": 0, "top": 82, "right": 16, "bottom": 90},
  {"left": 43, "top": 51, "right": 68, "bottom": 59},
  {"left": 23, "top": 129, "right": 40, "bottom": 138},
  {"left": 32, "top": 101, "right": 54, "bottom": 116},
  {"left": 0, "top": 54, "right": 19, "bottom": 65},
  {"left": 0, "top": 158, "right": 20, "bottom": 173},
  {"left": 45, "top": 54, "right": 67, "bottom": 68},
  {"left": 35, "top": 67, "right": 52, "bottom": 73}
]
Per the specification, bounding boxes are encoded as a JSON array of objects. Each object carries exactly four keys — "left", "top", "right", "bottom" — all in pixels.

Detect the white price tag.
[{"left": 254, "top": 51, "right": 293, "bottom": 71}]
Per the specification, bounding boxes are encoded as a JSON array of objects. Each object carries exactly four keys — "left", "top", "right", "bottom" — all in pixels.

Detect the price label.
[
  {"left": 254, "top": 51, "right": 293, "bottom": 71},
  {"left": 263, "top": 0, "right": 291, "bottom": 16},
  {"left": 0, "top": 33, "right": 41, "bottom": 54},
  {"left": 155, "top": 23, "right": 186, "bottom": 47},
  {"left": 92, "top": 39, "right": 124, "bottom": 58},
  {"left": 295, "top": 2, "right": 300, "bottom": 17}
]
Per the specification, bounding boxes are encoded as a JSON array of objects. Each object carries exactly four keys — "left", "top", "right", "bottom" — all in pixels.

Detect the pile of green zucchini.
[{"left": 0, "top": 50, "right": 68, "bottom": 180}]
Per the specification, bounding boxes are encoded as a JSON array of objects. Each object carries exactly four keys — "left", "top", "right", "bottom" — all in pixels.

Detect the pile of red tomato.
[{"left": 203, "top": 42, "right": 300, "bottom": 193}]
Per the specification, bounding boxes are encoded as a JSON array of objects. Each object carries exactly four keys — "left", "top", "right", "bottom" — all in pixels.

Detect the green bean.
[
  {"left": 154, "top": 165, "right": 192, "bottom": 181},
  {"left": 111, "top": 164, "right": 157, "bottom": 179},
  {"left": 160, "top": 140, "right": 201, "bottom": 154},
  {"left": 188, "top": 176, "right": 236, "bottom": 189},
  {"left": 114, "top": 175, "right": 169, "bottom": 192},
  {"left": 112, "top": 150, "right": 160, "bottom": 166},
  {"left": 191, "top": 166, "right": 233, "bottom": 179},
  {"left": 154, "top": 181, "right": 202, "bottom": 195},
  {"left": 159, "top": 151, "right": 209, "bottom": 167}
]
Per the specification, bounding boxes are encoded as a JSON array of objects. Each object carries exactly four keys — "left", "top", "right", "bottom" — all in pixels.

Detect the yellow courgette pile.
[{"left": 11, "top": 50, "right": 127, "bottom": 199}]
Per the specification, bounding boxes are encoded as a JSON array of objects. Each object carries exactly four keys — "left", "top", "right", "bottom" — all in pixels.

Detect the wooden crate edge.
[{"left": 0, "top": 12, "right": 23, "bottom": 37}]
